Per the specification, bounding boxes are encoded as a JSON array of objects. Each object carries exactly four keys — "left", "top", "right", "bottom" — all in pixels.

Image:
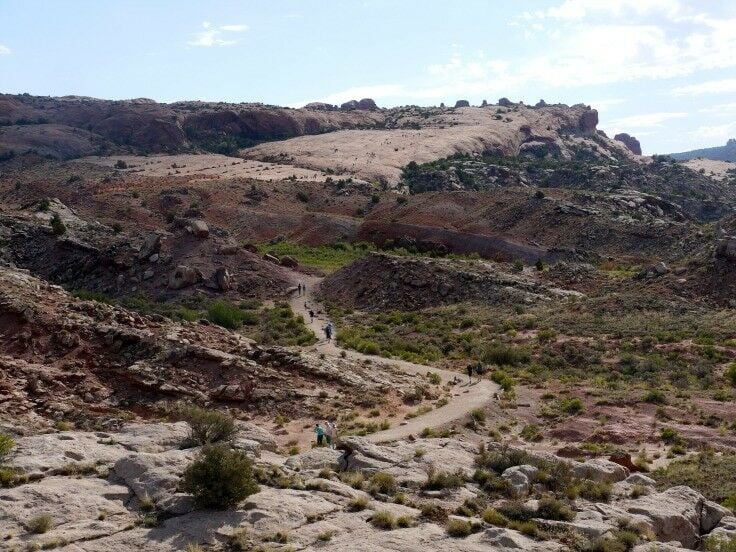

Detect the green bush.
[
  {"left": 369, "top": 472, "right": 397, "bottom": 495},
  {"left": 475, "top": 444, "right": 530, "bottom": 473},
  {"left": 535, "top": 497, "right": 573, "bottom": 521},
  {"left": 482, "top": 344, "right": 530, "bottom": 367},
  {"left": 371, "top": 510, "right": 397, "bottom": 529},
  {"left": 643, "top": 389, "right": 667, "bottom": 404},
  {"left": 705, "top": 534, "right": 736, "bottom": 551},
  {"left": 27, "top": 514, "right": 53, "bottom": 534},
  {"left": 559, "top": 397, "right": 584, "bottom": 415},
  {"left": 726, "top": 363, "right": 736, "bottom": 386},
  {"left": 181, "top": 445, "right": 259, "bottom": 509},
  {"left": 482, "top": 508, "right": 510, "bottom": 527},
  {"left": 0, "top": 433, "right": 16, "bottom": 462},
  {"left": 180, "top": 405, "right": 237, "bottom": 446},
  {"left": 653, "top": 451, "right": 736, "bottom": 503},
  {"left": 423, "top": 467, "right": 465, "bottom": 490},
  {"left": 50, "top": 213, "right": 66, "bottom": 235},
  {"left": 497, "top": 500, "right": 535, "bottom": 522},
  {"left": 206, "top": 300, "right": 255, "bottom": 330},
  {"left": 446, "top": 518, "right": 472, "bottom": 537}
]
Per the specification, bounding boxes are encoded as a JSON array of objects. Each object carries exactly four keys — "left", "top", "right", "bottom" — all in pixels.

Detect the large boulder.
[
  {"left": 716, "top": 238, "right": 736, "bottom": 261},
  {"left": 614, "top": 132, "right": 642, "bottom": 155},
  {"left": 619, "top": 486, "right": 704, "bottom": 548},
  {"left": 340, "top": 100, "right": 360, "bottom": 111},
  {"left": 579, "top": 109, "right": 599, "bottom": 134},
  {"left": 188, "top": 219, "right": 209, "bottom": 238},
  {"left": 138, "top": 233, "right": 161, "bottom": 260},
  {"left": 454, "top": 100, "right": 470, "bottom": 108},
  {"left": 502, "top": 464, "right": 538, "bottom": 496},
  {"left": 572, "top": 458, "right": 629, "bottom": 482},
  {"left": 112, "top": 449, "right": 196, "bottom": 514},
  {"left": 357, "top": 98, "right": 378, "bottom": 110},
  {"left": 168, "top": 265, "right": 203, "bottom": 289},
  {"left": 212, "top": 267, "right": 232, "bottom": 291}
]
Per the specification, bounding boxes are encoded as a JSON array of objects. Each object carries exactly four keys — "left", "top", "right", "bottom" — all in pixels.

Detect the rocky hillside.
[
  {"left": 319, "top": 253, "right": 581, "bottom": 312},
  {"left": 0, "top": 94, "right": 383, "bottom": 159},
  {"left": 670, "top": 138, "right": 736, "bottom": 162}
]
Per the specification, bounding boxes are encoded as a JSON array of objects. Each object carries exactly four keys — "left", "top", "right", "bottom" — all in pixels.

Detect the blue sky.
[{"left": 1, "top": 0, "right": 735, "bottom": 154}]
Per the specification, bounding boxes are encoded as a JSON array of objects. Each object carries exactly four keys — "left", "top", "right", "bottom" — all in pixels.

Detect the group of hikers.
[
  {"left": 315, "top": 421, "right": 354, "bottom": 470},
  {"left": 301, "top": 299, "right": 333, "bottom": 341},
  {"left": 466, "top": 361, "right": 486, "bottom": 383},
  {"left": 296, "top": 282, "right": 307, "bottom": 296}
]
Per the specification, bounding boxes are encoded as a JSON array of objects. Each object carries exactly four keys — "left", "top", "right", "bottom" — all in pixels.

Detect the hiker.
[
  {"left": 297, "top": 283, "right": 302, "bottom": 296},
  {"left": 324, "top": 421, "right": 334, "bottom": 448},
  {"left": 466, "top": 363, "right": 474, "bottom": 383},
  {"left": 336, "top": 441, "right": 354, "bottom": 471},
  {"left": 309, "top": 309, "right": 315, "bottom": 323},
  {"left": 324, "top": 322, "right": 333, "bottom": 341},
  {"left": 474, "top": 361, "right": 484, "bottom": 379},
  {"left": 314, "top": 423, "right": 325, "bottom": 446}
]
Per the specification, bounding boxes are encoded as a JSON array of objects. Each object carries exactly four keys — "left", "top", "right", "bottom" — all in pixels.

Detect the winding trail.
[{"left": 288, "top": 274, "right": 499, "bottom": 443}]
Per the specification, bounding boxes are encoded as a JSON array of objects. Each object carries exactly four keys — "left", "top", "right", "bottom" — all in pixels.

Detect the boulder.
[
  {"left": 454, "top": 100, "right": 470, "bottom": 108},
  {"left": 710, "top": 515, "right": 736, "bottom": 542},
  {"left": 716, "top": 238, "right": 736, "bottom": 261},
  {"left": 263, "top": 253, "right": 280, "bottom": 264},
  {"left": 502, "top": 464, "right": 538, "bottom": 495},
  {"left": 304, "top": 102, "right": 336, "bottom": 111},
  {"left": 498, "top": 97, "right": 513, "bottom": 107},
  {"left": 188, "top": 219, "right": 209, "bottom": 238},
  {"left": 625, "top": 473, "right": 657, "bottom": 486},
  {"left": 219, "top": 244, "right": 239, "bottom": 255},
  {"left": 168, "top": 265, "right": 203, "bottom": 289},
  {"left": 572, "top": 458, "right": 629, "bottom": 482},
  {"left": 701, "top": 500, "right": 731, "bottom": 533},
  {"left": 112, "top": 449, "right": 196, "bottom": 514},
  {"left": 535, "top": 99, "right": 548, "bottom": 107},
  {"left": 284, "top": 447, "right": 342, "bottom": 471},
  {"left": 138, "top": 233, "right": 161, "bottom": 260},
  {"left": 212, "top": 267, "right": 232, "bottom": 291},
  {"left": 357, "top": 98, "right": 378, "bottom": 110},
  {"left": 481, "top": 526, "right": 565, "bottom": 550},
  {"left": 340, "top": 100, "right": 360, "bottom": 111},
  {"left": 614, "top": 133, "right": 643, "bottom": 155},
  {"left": 620, "top": 486, "right": 704, "bottom": 548},
  {"left": 579, "top": 108, "right": 599, "bottom": 134}
]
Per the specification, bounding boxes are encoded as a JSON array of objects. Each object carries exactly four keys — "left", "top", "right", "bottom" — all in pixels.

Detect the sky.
[{"left": 1, "top": 0, "right": 735, "bottom": 154}]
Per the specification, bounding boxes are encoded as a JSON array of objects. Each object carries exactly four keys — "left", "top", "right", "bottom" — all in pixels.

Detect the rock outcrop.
[{"left": 614, "top": 132, "right": 643, "bottom": 155}]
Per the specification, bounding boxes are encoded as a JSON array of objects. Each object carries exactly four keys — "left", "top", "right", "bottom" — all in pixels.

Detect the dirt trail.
[{"left": 288, "top": 274, "right": 499, "bottom": 443}]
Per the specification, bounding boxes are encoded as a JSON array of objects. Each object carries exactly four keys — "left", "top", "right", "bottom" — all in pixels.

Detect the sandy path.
[{"left": 288, "top": 274, "right": 499, "bottom": 444}]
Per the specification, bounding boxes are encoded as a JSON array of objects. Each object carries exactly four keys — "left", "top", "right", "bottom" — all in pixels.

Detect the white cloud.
[
  {"left": 187, "top": 21, "right": 248, "bottom": 47},
  {"left": 219, "top": 24, "right": 249, "bottom": 32},
  {"left": 672, "top": 78, "right": 736, "bottom": 95},
  {"left": 524, "top": 0, "right": 683, "bottom": 21},
  {"left": 0, "top": 44, "right": 10, "bottom": 55},
  {"left": 608, "top": 112, "right": 688, "bottom": 128},
  {"left": 691, "top": 121, "right": 736, "bottom": 141},
  {"left": 698, "top": 101, "right": 736, "bottom": 114}
]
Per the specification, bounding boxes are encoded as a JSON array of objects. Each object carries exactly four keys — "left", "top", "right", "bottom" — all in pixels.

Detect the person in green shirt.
[{"left": 314, "top": 423, "right": 325, "bottom": 446}]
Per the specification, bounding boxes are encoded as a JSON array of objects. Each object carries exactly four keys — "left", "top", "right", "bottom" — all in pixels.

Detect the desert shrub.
[
  {"left": 180, "top": 405, "right": 236, "bottom": 446},
  {"left": 296, "top": 190, "right": 309, "bottom": 202},
  {"left": 659, "top": 427, "right": 683, "bottom": 445},
  {"left": 27, "top": 514, "right": 53, "bottom": 534},
  {"left": 535, "top": 497, "right": 573, "bottom": 521},
  {"left": 575, "top": 480, "right": 613, "bottom": 502},
  {"left": 369, "top": 472, "right": 397, "bottom": 495},
  {"left": 497, "top": 499, "right": 535, "bottom": 521},
  {"left": 559, "top": 397, "right": 584, "bottom": 414},
  {"left": 423, "top": 466, "right": 465, "bottom": 490},
  {"left": 114, "top": 159, "right": 128, "bottom": 169},
  {"left": 512, "top": 260, "right": 524, "bottom": 272},
  {"left": 475, "top": 444, "right": 531, "bottom": 473},
  {"left": 72, "top": 289, "right": 114, "bottom": 304},
  {"left": 371, "top": 510, "right": 396, "bottom": 529},
  {"left": 482, "top": 344, "right": 530, "bottom": 367},
  {"left": 482, "top": 508, "right": 510, "bottom": 527},
  {"left": 0, "top": 433, "right": 15, "bottom": 462},
  {"left": 347, "top": 495, "right": 369, "bottom": 511},
  {"left": 446, "top": 518, "right": 472, "bottom": 537},
  {"left": 473, "top": 469, "right": 513, "bottom": 495},
  {"left": 50, "top": 213, "right": 66, "bottom": 235},
  {"left": 643, "top": 389, "right": 667, "bottom": 404},
  {"left": 340, "top": 471, "right": 365, "bottom": 490},
  {"left": 653, "top": 451, "right": 736, "bottom": 503},
  {"left": 428, "top": 372, "right": 442, "bottom": 385},
  {"left": 589, "top": 529, "right": 639, "bottom": 551},
  {"left": 181, "top": 445, "right": 259, "bottom": 509},
  {"left": 206, "top": 300, "right": 256, "bottom": 329},
  {"left": 726, "top": 363, "right": 736, "bottom": 386},
  {"left": 705, "top": 534, "right": 736, "bottom": 551},
  {"left": 490, "top": 369, "right": 515, "bottom": 391},
  {"left": 520, "top": 424, "right": 542, "bottom": 442}
]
